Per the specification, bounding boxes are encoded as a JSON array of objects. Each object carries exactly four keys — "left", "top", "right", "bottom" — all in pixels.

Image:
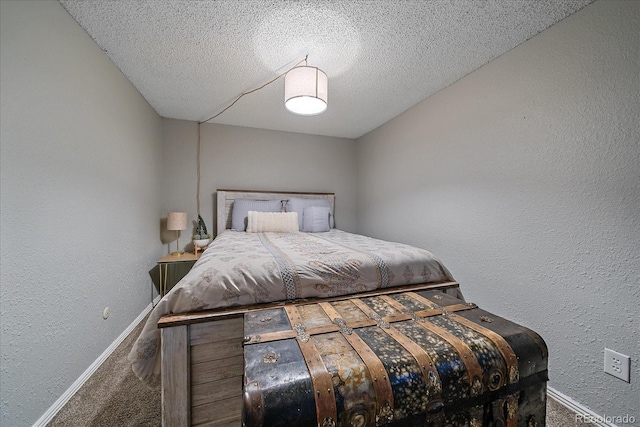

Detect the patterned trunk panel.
[{"left": 243, "top": 290, "right": 547, "bottom": 426}]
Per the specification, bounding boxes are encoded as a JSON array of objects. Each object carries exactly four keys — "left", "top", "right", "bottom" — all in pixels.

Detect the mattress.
[{"left": 129, "top": 229, "right": 454, "bottom": 381}]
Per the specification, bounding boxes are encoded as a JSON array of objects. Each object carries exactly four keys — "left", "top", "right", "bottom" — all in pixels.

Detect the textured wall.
[
  {"left": 356, "top": 0, "right": 638, "bottom": 417},
  {"left": 161, "top": 119, "right": 358, "bottom": 242},
  {"left": 0, "top": 2, "right": 163, "bottom": 425}
]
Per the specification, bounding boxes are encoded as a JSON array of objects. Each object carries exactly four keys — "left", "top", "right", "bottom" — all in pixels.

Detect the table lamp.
[{"left": 167, "top": 212, "right": 188, "bottom": 255}]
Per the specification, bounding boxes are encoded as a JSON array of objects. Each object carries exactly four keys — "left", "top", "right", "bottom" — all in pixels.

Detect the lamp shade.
[
  {"left": 167, "top": 212, "right": 188, "bottom": 231},
  {"left": 284, "top": 66, "right": 328, "bottom": 116}
]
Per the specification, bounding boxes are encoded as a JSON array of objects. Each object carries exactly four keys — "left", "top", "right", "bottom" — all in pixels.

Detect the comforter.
[{"left": 129, "top": 229, "right": 454, "bottom": 381}]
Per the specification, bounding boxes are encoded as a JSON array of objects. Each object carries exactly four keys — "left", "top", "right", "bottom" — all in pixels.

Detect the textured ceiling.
[{"left": 58, "top": 0, "right": 593, "bottom": 139}]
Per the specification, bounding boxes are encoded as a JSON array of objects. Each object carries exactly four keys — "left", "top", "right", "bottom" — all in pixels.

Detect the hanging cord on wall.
[
  {"left": 199, "top": 55, "right": 308, "bottom": 125},
  {"left": 195, "top": 55, "right": 308, "bottom": 217},
  {"left": 196, "top": 121, "right": 201, "bottom": 217}
]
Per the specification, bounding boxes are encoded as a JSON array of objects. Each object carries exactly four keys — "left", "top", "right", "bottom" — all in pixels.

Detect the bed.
[{"left": 129, "top": 190, "right": 460, "bottom": 426}]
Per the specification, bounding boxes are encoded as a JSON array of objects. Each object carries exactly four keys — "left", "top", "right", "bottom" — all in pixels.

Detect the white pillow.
[
  {"left": 302, "top": 206, "right": 331, "bottom": 232},
  {"left": 246, "top": 211, "right": 299, "bottom": 233}
]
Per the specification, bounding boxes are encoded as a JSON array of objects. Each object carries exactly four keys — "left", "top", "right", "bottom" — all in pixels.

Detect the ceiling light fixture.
[
  {"left": 196, "top": 55, "right": 325, "bottom": 228},
  {"left": 284, "top": 65, "right": 328, "bottom": 116}
]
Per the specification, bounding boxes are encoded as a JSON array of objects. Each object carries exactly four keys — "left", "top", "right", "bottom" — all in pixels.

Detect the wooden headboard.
[{"left": 216, "top": 189, "right": 335, "bottom": 235}]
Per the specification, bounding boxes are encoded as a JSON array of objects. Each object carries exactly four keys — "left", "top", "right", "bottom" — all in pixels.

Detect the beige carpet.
[
  {"left": 48, "top": 315, "right": 579, "bottom": 426},
  {"left": 48, "top": 315, "right": 160, "bottom": 427}
]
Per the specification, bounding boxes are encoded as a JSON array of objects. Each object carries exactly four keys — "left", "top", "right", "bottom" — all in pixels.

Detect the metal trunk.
[{"left": 243, "top": 290, "right": 548, "bottom": 426}]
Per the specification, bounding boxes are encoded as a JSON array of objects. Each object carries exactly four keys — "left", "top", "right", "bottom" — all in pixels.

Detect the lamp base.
[{"left": 171, "top": 232, "right": 183, "bottom": 256}]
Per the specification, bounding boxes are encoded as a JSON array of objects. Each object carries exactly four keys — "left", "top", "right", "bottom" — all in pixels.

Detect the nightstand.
[{"left": 157, "top": 252, "right": 200, "bottom": 300}]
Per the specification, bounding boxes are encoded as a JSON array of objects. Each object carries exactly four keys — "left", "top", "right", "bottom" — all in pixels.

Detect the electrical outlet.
[{"left": 604, "top": 348, "right": 630, "bottom": 382}]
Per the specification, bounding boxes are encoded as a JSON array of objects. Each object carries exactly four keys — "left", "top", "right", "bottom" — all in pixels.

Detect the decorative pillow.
[
  {"left": 286, "top": 197, "right": 334, "bottom": 230},
  {"left": 302, "top": 206, "right": 331, "bottom": 232},
  {"left": 246, "top": 211, "right": 299, "bottom": 233},
  {"left": 231, "top": 199, "right": 283, "bottom": 231}
]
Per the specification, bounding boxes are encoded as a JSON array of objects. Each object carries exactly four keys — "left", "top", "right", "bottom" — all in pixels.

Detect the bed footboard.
[{"left": 161, "top": 315, "right": 244, "bottom": 427}]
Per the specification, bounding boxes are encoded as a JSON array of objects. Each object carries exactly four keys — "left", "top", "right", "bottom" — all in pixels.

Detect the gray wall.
[
  {"left": 1, "top": 0, "right": 637, "bottom": 424},
  {"left": 356, "top": 0, "right": 638, "bottom": 417},
  {"left": 161, "top": 119, "right": 358, "bottom": 242},
  {"left": 0, "top": 2, "right": 163, "bottom": 426}
]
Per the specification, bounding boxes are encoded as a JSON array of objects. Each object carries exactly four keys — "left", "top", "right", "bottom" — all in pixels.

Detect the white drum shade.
[
  {"left": 284, "top": 66, "right": 328, "bottom": 116},
  {"left": 167, "top": 212, "right": 187, "bottom": 231}
]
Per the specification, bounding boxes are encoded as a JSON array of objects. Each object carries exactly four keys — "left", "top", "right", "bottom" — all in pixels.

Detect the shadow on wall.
[
  {"left": 148, "top": 264, "right": 160, "bottom": 294},
  {"left": 160, "top": 216, "right": 190, "bottom": 253},
  {"left": 159, "top": 217, "right": 174, "bottom": 245},
  {"left": 147, "top": 263, "right": 193, "bottom": 295}
]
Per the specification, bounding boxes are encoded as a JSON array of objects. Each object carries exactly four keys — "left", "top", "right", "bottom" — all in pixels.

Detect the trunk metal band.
[
  {"left": 243, "top": 303, "right": 475, "bottom": 345},
  {"left": 377, "top": 295, "right": 445, "bottom": 409},
  {"left": 381, "top": 294, "right": 482, "bottom": 395},
  {"left": 318, "top": 302, "right": 395, "bottom": 424},
  {"left": 349, "top": 293, "right": 482, "bottom": 401},
  {"left": 284, "top": 305, "right": 337, "bottom": 427},
  {"left": 507, "top": 393, "right": 518, "bottom": 427},
  {"left": 490, "top": 395, "right": 518, "bottom": 427},
  {"left": 469, "top": 406, "right": 484, "bottom": 427},
  {"left": 408, "top": 308, "right": 485, "bottom": 396},
  {"left": 450, "top": 313, "right": 519, "bottom": 384},
  {"left": 243, "top": 380, "right": 264, "bottom": 427},
  {"left": 408, "top": 292, "right": 520, "bottom": 385}
]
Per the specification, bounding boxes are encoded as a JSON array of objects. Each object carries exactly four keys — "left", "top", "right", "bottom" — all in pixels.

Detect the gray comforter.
[{"left": 129, "top": 229, "right": 454, "bottom": 381}]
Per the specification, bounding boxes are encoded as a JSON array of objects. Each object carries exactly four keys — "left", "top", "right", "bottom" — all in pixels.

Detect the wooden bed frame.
[{"left": 158, "top": 189, "right": 460, "bottom": 427}]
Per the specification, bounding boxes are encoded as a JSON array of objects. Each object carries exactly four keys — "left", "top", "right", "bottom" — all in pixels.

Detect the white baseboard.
[
  {"left": 547, "top": 386, "right": 619, "bottom": 427},
  {"left": 32, "top": 297, "right": 160, "bottom": 427}
]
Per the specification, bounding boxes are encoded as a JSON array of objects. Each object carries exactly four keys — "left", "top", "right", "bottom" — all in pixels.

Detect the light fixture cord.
[
  {"left": 196, "top": 121, "right": 201, "bottom": 217},
  {"left": 195, "top": 54, "right": 309, "bottom": 218},
  {"left": 199, "top": 55, "right": 308, "bottom": 124}
]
